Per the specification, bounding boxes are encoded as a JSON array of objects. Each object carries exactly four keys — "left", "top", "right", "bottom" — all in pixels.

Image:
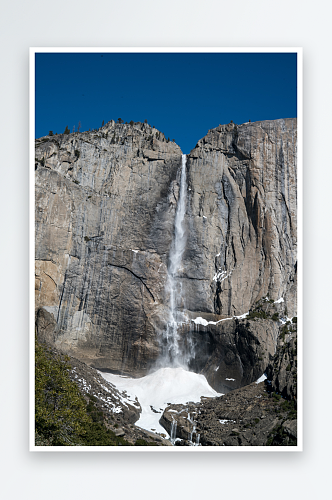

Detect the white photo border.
[{"left": 29, "top": 46, "right": 303, "bottom": 452}]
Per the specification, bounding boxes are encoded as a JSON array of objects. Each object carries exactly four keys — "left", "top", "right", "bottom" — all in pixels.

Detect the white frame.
[{"left": 29, "top": 47, "right": 303, "bottom": 452}]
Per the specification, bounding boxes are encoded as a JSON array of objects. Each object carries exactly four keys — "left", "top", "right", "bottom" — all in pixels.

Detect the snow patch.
[
  {"left": 274, "top": 297, "right": 284, "bottom": 304},
  {"left": 101, "top": 367, "right": 222, "bottom": 438},
  {"left": 279, "top": 316, "right": 293, "bottom": 325},
  {"left": 131, "top": 249, "right": 139, "bottom": 253},
  {"left": 255, "top": 373, "right": 267, "bottom": 384},
  {"left": 225, "top": 378, "right": 235, "bottom": 381},
  {"left": 192, "top": 312, "right": 249, "bottom": 326},
  {"left": 213, "top": 269, "right": 233, "bottom": 283}
]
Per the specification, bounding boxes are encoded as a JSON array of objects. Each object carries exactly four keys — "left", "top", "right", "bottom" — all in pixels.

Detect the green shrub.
[
  {"left": 35, "top": 338, "right": 132, "bottom": 447},
  {"left": 272, "top": 313, "right": 279, "bottom": 321},
  {"left": 35, "top": 338, "right": 90, "bottom": 446},
  {"left": 247, "top": 309, "right": 267, "bottom": 320},
  {"left": 74, "top": 150, "right": 80, "bottom": 159},
  {"left": 292, "top": 317, "right": 297, "bottom": 324}
]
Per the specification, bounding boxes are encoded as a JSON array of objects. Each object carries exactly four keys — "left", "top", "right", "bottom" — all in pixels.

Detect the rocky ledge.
[
  {"left": 161, "top": 380, "right": 297, "bottom": 447},
  {"left": 160, "top": 320, "right": 298, "bottom": 447}
]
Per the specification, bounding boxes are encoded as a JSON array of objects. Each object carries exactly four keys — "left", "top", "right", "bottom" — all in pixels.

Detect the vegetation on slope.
[{"left": 35, "top": 338, "right": 132, "bottom": 446}]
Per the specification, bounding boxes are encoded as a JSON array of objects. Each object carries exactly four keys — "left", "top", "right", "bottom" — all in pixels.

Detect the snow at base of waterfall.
[{"left": 100, "top": 367, "right": 222, "bottom": 438}]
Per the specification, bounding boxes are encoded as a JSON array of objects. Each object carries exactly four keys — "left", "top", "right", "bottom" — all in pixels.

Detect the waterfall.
[
  {"left": 170, "top": 416, "right": 177, "bottom": 445},
  {"left": 161, "top": 154, "right": 189, "bottom": 366}
]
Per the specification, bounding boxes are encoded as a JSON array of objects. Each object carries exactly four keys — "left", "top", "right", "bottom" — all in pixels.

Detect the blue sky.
[{"left": 35, "top": 52, "right": 297, "bottom": 153}]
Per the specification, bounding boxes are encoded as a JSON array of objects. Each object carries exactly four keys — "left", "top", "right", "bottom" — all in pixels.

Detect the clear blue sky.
[{"left": 35, "top": 52, "right": 297, "bottom": 153}]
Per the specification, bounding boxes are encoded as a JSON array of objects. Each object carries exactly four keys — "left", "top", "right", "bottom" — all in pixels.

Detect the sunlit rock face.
[
  {"left": 35, "top": 121, "right": 182, "bottom": 375},
  {"left": 183, "top": 119, "right": 297, "bottom": 320},
  {"left": 35, "top": 118, "right": 297, "bottom": 390}
]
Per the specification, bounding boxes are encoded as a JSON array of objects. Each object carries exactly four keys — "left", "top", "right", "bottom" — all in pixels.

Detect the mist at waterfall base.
[{"left": 101, "top": 155, "right": 221, "bottom": 441}]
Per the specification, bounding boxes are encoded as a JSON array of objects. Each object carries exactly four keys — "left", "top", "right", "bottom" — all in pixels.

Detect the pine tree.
[
  {"left": 64, "top": 125, "right": 70, "bottom": 135},
  {"left": 35, "top": 338, "right": 90, "bottom": 445}
]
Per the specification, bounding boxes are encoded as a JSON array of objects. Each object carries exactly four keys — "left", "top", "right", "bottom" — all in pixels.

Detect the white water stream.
[{"left": 162, "top": 154, "right": 190, "bottom": 366}]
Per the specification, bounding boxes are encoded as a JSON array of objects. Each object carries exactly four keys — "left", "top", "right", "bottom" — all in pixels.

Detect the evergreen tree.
[
  {"left": 35, "top": 339, "right": 89, "bottom": 445},
  {"left": 64, "top": 125, "right": 70, "bottom": 135}
]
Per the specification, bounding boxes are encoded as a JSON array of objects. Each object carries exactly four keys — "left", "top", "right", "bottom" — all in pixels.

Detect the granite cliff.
[{"left": 35, "top": 118, "right": 297, "bottom": 393}]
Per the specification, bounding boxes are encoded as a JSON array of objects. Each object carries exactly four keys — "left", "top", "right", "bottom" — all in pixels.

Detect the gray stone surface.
[
  {"left": 35, "top": 118, "right": 297, "bottom": 389},
  {"left": 183, "top": 119, "right": 297, "bottom": 319},
  {"left": 266, "top": 319, "right": 297, "bottom": 401},
  {"left": 160, "top": 378, "right": 297, "bottom": 447},
  {"left": 35, "top": 121, "right": 182, "bottom": 375}
]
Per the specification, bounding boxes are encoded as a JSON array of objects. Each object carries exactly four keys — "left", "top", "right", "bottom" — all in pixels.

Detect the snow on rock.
[
  {"left": 279, "top": 316, "right": 293, "bottom": 325},
  {"left": 101, "top": 367, "right": 221, "bottom": 437},
  {"left": 213, "top": 269, "right": 233, "bottom": 283},
  {"left": 255, "top": 373, "right": 267, "bottom": 384},
  {"left": 225, "top": 378, "right": 235, "bottom": 381},
  {"left": 274, "top": 297, "right": 284, "bottom": 304},
  {"left": 192, "top": 312, "right": 249, "bottom": 326}
]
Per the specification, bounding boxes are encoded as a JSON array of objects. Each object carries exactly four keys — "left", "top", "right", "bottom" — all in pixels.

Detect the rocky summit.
[{"left": 35, "top": 118, "right": 298, "bottom": 446}]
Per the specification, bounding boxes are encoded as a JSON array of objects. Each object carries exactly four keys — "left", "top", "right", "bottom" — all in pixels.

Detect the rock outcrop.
[
  {"left": 159, "top": 317, "right": 298, "bottom": 446},
  {"left": 35, "top": 118, "right": 297, "bottom": 391},
  {"left": 266, "top": 319, "right": 297, "bottom": 401},
  {"left": 160, "top": 379, "right": 297, "bottom": 447}
]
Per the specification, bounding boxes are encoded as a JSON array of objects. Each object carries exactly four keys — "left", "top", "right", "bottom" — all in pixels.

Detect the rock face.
[
  {"left": 182, "top": 119, "right": 297, "bottom": 319},
  {"left": 159, "top": 318, "right": 298, "bottom": 446},
  {"left": 35, "top": 118, "right": 297, "bottom": 390},
  {"left": 266, "top": 320, "right": 297, "bottom": 401},
  {"left": 160, "top": 380, "right": 297, "bottom": 447},
  {"left": 35, "top": 121, "right": 182, "bottom": 375}
]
